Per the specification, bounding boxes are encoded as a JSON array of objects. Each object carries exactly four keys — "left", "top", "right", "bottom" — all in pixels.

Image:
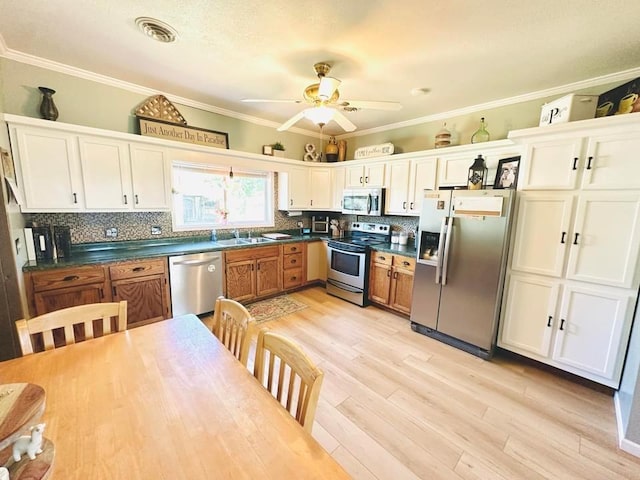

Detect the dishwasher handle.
[{"left": 171, "top": 256, "right": 221, "bottom": 267}]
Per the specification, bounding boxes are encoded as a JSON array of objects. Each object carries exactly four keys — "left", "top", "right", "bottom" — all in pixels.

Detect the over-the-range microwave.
[{"left": 342, "top": 187, "right": 384, "bottom": 216}]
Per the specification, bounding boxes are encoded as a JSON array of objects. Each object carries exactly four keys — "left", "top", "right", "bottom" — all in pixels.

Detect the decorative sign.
[
  {"left": 137, "top": 117, "right": 229, "bottom": 149},
  {"left": 354, "top": 142, "right": 394, "bottom": 159}
]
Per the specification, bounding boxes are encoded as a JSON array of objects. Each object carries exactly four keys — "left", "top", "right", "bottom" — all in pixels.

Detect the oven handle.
[
  {"left": 326, "top": 278, "right": 364, "bottom": 294},
  {"left": 435, "top": 217, "right": 447, "bottom": 284}
]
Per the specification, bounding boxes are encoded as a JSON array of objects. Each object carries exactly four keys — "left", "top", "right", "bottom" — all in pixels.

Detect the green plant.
[{"left": 272, "top": 141, "right": 285, "bottom": 151}]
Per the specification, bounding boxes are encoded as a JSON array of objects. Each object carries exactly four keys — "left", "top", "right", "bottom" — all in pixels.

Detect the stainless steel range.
[{"left": 326, "top": 222, "right": 390, "bottom": 306}]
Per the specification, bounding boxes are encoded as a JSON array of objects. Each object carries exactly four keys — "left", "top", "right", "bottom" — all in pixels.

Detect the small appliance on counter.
[
  {"left": 30, "top": 226, "right": 54, "bottom": 261},
  {"left": 25, "top": 225, "right": 72, "bottom": 261},
  {"left": 312, "top": 215, "right": 330, "bottom": 233}
]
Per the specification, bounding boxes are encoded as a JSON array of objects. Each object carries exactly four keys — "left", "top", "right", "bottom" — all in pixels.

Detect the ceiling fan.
[{"left": 242, "top": 62, "right": 402, "bottom": 132}]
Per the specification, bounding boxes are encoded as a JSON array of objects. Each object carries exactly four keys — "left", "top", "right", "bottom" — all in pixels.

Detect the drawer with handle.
[
  {"left": 109, "top": 259, "right": 166, "bottom": 280},
  {"left": 30, "top": 266, "right": 106, "bottom": 292}
]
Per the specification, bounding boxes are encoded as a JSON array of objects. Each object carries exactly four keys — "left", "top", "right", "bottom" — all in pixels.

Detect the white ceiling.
[{"left": 2, "top": 0, "right": 640, "bottom": 136}]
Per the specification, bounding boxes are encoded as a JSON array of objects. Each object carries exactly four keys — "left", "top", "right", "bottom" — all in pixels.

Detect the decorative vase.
[
  {"left": 471, "top": 117, "right": 490, "bottom": 143},
  {"left": 38, "top": 87, "right": 59, "bottom": 121},
  {"left": 337, "top": 139, "right": 347, "bottom": 161},
  {"left": 325, "top": 136, "right": 339, "bottom": 162}
]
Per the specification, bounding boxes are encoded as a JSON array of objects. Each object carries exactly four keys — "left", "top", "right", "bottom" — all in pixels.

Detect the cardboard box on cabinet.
[
  {"left": 596, "top": 78, "right": 640, "bottom": 117},
  {"left": 539, "top": 94, "right": 598, "bottom": 126}
]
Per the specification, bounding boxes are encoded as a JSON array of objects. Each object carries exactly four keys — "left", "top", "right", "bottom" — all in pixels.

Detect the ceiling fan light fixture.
[
  {"left": 135, "top": 17, "right": 178, "bottom": 43},
  {"left": 304, "top": 106, "right": 335, "bottom": 125}
]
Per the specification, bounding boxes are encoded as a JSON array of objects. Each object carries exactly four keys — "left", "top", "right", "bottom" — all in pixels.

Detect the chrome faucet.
[
  {"left": 211, "top": 229, "right": 217, "bottom": 242},
  {"left": 233, "top": 229, "right": 240, "bottom": 239},
  {"left": 247, "top": 231, "right": 252, "bottom": 239}
]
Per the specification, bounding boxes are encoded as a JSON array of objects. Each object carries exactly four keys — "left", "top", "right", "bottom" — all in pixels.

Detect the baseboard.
[{"left": 614, "top": 392, "right": 640, "bottom": 458}]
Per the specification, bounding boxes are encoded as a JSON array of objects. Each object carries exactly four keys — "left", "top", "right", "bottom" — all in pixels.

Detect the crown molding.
[
  {"left": 0, "top": 40, "right": 321, "bottom": 137},
  {"left": 2, "top": 35, "right": 639, "bottom": 142},
  {"left": 343, "top": 66, "right": 640, "bottom": 139}
]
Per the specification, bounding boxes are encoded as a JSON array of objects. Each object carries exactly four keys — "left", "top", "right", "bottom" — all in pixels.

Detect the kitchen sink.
[
  {"left": 215, "top": 237, "right": 275, "bottom": 246},
  {"left": 238, "top": 237, "right": 275, "bottom": 244}
]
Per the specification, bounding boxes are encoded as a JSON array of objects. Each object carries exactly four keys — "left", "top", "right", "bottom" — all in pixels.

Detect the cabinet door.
[
  {"left": 331, "top": 167, "right": 346, "bottom": 211},
  {"left": 389, "top": 263, "right": 414, "bottom": 314},
  {"left": 566, "top": 192, "right": 640, "bottom": 288},
  {"left": 309, "top": 168, "right": 332, "bottom": 209},
  {"left": 34, "top": 284, "right": 106, "bottom": 317},
  {"left": 365, "top": 163, "right": 385, "bottom": 187},
  {"left": 437, "top": 153, "right": 473, "bottom": 187},
  {"left": 112, "top": 275, "right": 168, "bottom": 328},
  {"left": 129, "top": 144, "right": 171, "bottom": 210},
  {"left": 510, "top": 192, "right": 574, "bottom": 277},
  {"left": 279, "top": 167, "right": 310, "bottom": 209},
  {"left": 552, "top": 283, "right": 633, "bottom": 382},
  {"left": 79, "top": 136, "right": 132, "bottom": 210},
  {"left": 581, "top": 131, "right": 640, "bottom": 190},
  {"left": 519, "top": 138, "right": 583, "bottom": 190},
  {"left": 385, "top": 161, "right": 410, "bottom": 214},
  {"left": 498, "top": 274, "right": 559, "bottom": 357},
  {"left": 14, "top": 127, "right": 83, "bottom": 211},
  {"left": 256, "top": 256, "right": 281, "bottom": 297},
  {"left": 369, "top": 262, "right": 391, "bottom": 304},
  {"left": 345, "top": 165, "right": 365, "bottom": 187},
  {"left": 226, "top": 260, "right": 256, "bottom": 302},
  {"left": 408, "top": 158, "right": 437, "bottom": 215}
]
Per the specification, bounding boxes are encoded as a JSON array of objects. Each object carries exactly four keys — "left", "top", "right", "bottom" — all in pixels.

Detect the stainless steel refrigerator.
[{"left": 410, "top": 189, "right": 515, "bottom": 359}]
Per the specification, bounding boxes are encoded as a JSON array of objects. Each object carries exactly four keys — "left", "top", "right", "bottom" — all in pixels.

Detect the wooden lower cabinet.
[
  {"left": 369, "top": 252, "right": 415, "bottom": 315},
  {"left": 26, "top": 265, "right": 110, "bottom": 316},
  {"left": 225, "top": 245, "right": 281, "bottom": 302},
  {"left": 109, "top": 259, "right": 171, "bottom": 328},
  {"left": 282, "top": 242, "right": 306, "bottom": 290},
  {"left": 24, "top": 259, "right": 172, "bottom": 329}
]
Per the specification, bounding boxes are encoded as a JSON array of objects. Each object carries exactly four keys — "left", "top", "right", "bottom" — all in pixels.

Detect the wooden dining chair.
[
  {"left": 211, "top": 296, "right": 256, "bottom": 367},
  {"left": 15, "top": 301, "right": 128, "bottom": 355},
  {"left": 253, "top": 329, "right": 324, "bottom": 433}
]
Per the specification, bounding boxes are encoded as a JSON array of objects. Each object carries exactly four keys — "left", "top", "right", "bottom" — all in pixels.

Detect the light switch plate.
[
  {"left": 151, "top": 226, "right": 162, "bottom": 235},
  {"left": 105, "top": 228, "right": 118, "bottom": 238}
]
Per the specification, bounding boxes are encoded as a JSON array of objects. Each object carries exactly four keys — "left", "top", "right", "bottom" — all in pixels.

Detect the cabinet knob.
[
  {"left": 135, "top": 194, "right": 139, "bottom": 204},
  {"left": 403, "top": 261, "right": 410, "bottom": 266},
  {"left": 63, "top": 275, "right": 79, "bottom": 282},
  {"left": 547, "top": 315, "right": 552, "bottom": 327},
  {"left": 410, "top": 202, "right": 415, "bottom": 210},
  {"left": 572, "top": 157, "right": 578, "bottom": 170},
  {"left": 559, "top": 318, "right": 566, "bottom": 330},
  {"left": 560, "top": 232, "right": 566, "bottom": 244},
  {"left": 132, "top": 266, "right": 145, "bottom": 272},
  {"left": 379, "top": 256, "right": 386, "bottom": 261},
  {"left": 573, "top": 233, "right": 580, "bottom": 245},
  {"left": 73, "top": 193, "right": 78, "bottom": 204},
  {"left": 586, "top": 156, "right": 593, "bottom": 170},
  {"left": 387, "top": 270, "right": 391, "bottom": 277},
  {"left": 123, "top": 194, "right": 128, "bottom": 205},
  {"left": 360, "top": 176, "right": 363, "bottom": 184},
  {"left": 291, "top": 259, "right": 296, "bottom": 264}
]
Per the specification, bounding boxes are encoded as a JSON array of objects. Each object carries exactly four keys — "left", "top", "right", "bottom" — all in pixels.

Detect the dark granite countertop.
[
  {"left": 23, "top": 232, "right": 328, "bottom": 272},
  {"left": 371, "top": 243, "right": 417, "bottom": 258}
]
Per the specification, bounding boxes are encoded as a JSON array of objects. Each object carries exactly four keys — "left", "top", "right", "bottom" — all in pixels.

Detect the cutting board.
[{"left": 262, "top": 233, "right": 292, "bottom": 240}]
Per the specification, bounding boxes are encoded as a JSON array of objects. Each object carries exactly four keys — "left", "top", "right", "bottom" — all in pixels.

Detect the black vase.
[{"left": 38, "top": 86, "right": 59, "bottom": 121}]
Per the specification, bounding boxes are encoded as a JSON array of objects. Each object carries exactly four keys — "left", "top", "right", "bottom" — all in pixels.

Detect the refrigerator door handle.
[
  {"left": 435, "top": 216, "right": 448, "bottom": 284},
  {"left": 441, "top": 216, "right": 454, "bottom": 286}
]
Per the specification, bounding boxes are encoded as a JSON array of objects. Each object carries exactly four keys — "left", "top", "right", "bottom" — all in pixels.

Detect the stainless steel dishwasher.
[{"left": 169, "top": 252, "right": 223, "bottom": 316}]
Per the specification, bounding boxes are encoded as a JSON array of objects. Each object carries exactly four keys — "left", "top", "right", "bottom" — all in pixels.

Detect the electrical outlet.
[
  {"left": 105, "top": 228, "right": 118, "bottom": 238},
  {"left": 151, "top": 226, "right": 162, "bottom": 235},
  {"left": 296, "top": 221, "right": 304, "bottom": 228}
]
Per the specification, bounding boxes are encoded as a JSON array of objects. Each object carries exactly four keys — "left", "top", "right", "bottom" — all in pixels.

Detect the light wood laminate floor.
[{"left": 205, "top": 287, "right": 640, "bottom": 479}]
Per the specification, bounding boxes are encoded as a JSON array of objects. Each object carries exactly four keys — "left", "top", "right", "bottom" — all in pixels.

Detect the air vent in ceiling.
[{"left": 135, "top": 17, "right": 178, "bottom": 43}]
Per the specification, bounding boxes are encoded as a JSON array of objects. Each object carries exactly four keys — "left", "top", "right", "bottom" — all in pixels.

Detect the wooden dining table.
[{"left": 0, "top": 314, "right": 351, "bottom": 479}]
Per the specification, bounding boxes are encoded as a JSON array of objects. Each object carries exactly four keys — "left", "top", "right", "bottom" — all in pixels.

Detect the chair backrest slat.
[
  {"left": 254, "top": 330, "right": 324, "bottom": 433},
  {"left": 211, "top": 296, "right": 256, "bottom": 367},
  {"left": 15, "top": 301, "right": 128, "bottom": 356}
]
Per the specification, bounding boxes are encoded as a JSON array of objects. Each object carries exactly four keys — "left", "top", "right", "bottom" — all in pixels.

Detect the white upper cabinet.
[
  {"left": 565, "top": 191, "right": 640, "bottom": 289},
  {"left": 345, "top": 163, "right": 385, "bottom": 187},
  {"left": 79, "top": 136, "right": 132, "bottom": 211},
  {"left": 309, "top": 167, "right": 332, "bottom": 210},
  {"left": 11, "top": 126, "right": 84, "bottom": 212},
  {"left": 278, "top": 166, "right": 332, "bottom": 211},
  {"left": 330, "top": 166, "right": 346, "bottom": 211},
  {"left": 581, "top": 131, "right": 640, "bottom": 190},
  {"left": 510, "top": 192, "right": 575, "bottom": 277},
  {"left": 128, "top": 144, "right": 172, "bottom": 210},
  {"left": 518, "top": 137, "right": 584, "bottom": 190},
  {"left": 385, "top": 158, "right": 437, "bottom": 215}
]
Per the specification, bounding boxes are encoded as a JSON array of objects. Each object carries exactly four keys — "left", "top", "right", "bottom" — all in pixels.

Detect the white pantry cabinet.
[
  {"left": 499, "top": 273, "right": 635, "bottom": 387},
  {"left": 10, "top": 125, "right": 84, "bottom": 212}
]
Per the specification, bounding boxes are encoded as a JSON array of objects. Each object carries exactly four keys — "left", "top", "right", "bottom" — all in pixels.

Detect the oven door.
[{"left": 326, "top": 243, "right": 367, "bottom": 290}]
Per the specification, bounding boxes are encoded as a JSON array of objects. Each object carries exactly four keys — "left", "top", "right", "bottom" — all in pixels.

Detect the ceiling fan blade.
[
  {"left": 318, "top": 77, "right": 341, "bottom": 100},
  {"left": 277, "top": 111, "right": 306, "bottom": 131},
  {"left": 339, "top": 100, "right": 402, "bottom": 111},
  {"left": 332, "top": 110, "right": 357, "bottom": 132},
  {"left": 242, "top": 98, "right": 303, "bottom": 104}
]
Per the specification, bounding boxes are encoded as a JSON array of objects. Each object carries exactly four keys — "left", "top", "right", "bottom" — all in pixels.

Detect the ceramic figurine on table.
[{"left": 12, "top": 423, "right": 45, "bottom": 461}]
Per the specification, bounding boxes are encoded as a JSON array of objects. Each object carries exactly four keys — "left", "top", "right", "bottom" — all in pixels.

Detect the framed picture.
[
  {"left": 262, "top": 145, "right": 273, "bottom": 156},
  {"left": 493, "top": 156, "right": 520, "bottom": 189}
]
